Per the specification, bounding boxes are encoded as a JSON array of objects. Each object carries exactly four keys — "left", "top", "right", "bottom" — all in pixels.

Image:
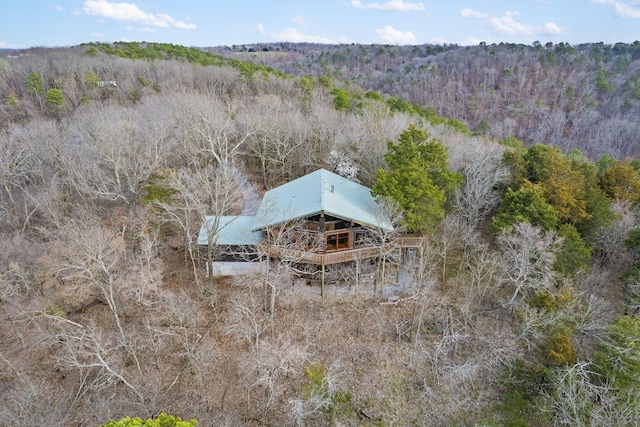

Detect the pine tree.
[{"left": 372, "top": 125, "right": 461, "bottom": 232}]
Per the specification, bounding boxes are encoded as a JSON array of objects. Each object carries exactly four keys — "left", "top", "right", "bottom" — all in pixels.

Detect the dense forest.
[
  {"left": 212, "top": 41, "right": 640, "bottom": 160},
  {"left": 0, "top": 41, "right": 639, "bottom": 426}
]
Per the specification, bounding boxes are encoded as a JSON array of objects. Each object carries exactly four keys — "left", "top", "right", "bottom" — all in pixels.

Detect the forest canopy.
[{"left": 0, "top": 41, "right": 639, "bottom": 426}]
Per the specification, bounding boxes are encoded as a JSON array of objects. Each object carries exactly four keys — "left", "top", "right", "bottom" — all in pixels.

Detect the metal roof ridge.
[{"left": 320, "top": 168, "right": 326, "bottom": 211}]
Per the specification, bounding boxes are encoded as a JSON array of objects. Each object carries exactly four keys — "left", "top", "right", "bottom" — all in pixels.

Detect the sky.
[{"left": 2, "top": 0, "right": 640, "bottom": 49}]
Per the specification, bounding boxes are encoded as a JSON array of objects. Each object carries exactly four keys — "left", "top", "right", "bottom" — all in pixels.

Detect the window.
[{"left": 326, "top": 231, "right": 350, "bottom": 252}]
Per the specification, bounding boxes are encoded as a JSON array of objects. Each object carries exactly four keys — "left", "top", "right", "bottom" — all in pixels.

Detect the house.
[
  {"left": 197, "top": 215, "right": 262, "bottom": 260},
  {"left": 198, "top": 168, "right": 419, "bottom": 275}
]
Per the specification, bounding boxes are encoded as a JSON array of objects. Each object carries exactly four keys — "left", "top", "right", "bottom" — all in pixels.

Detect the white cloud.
[
  {"left": 83, "top": 0, "right": 196, "bottom": 29},
  {"left": 352, "top": 0, "right": 425, "bottom": 12},
  {"left": 375, "top": 25, "right": 416, "bottom": 43},
  {"left": 55, "top": 5, "right": 64, "bottom": 12},
  {"left": 292, "top": 15, "right": 304, "bottom": 25},
  {"left": 257, "top": 23, "right": 265, "bottom": 34},
  {"left": 592, "top": 0, "right": 640, "bottom": 17},
  {"left": 462, "top": 8, "right": 568, "bottom": 39},
  {"left": 90, "top": 32, "right": 106, "bottom": 37},
  {"left": 543, "top": 22, "right": 566, "bottom": 35},
  {"left": 276, "top": 27, "right": 335, "bottom": 43},
  {"left": 461, "top": 8, "right": 489, "bottom": 19},
  {"left": 489, "top": 11, "right": 534, "bottom": 37},
  {"left": 614, "top": 2, "right": 640, "bottom": 17},
  {"left": 174, "top": 20, "right": 196, "bottom": 30}
]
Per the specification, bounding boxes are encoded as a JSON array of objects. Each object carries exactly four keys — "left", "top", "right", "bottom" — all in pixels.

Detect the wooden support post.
[
  {"left": 321, "top": 263, "right": 325, "bottom": 305},
  {"left": 395, "top": 246, "right": 401, "bottom": 284},
  {"left": 264, "top": 253, "right": 270, "bottom": 312}
]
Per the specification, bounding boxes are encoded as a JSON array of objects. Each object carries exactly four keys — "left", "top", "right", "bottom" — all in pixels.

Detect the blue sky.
[{"left": 2, "top": 0, "right": 640, "bottom": 49}]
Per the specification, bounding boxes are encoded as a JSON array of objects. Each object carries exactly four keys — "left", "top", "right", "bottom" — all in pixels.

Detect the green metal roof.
[
  {"left": 251, "top": 168, "right": 393, "bottom": 231},
  {"left": 198, "top": 215, "right": 263, "bottom": 246}
]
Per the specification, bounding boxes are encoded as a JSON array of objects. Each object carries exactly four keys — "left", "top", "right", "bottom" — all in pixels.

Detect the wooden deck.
[
  {"left": 259, "top": 234, "right": 425, "bottom": 265},
  {"left": 395, "top": 235, "right": 425, "bottom": 248}
]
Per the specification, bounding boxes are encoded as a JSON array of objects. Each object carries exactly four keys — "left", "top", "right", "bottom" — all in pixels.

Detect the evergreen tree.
[
  {"left": 371, "top": 125, "right": 461, "bottom": 232},
  {"left": 492, "top": 183, "right": 559, "bottom": 232},
  {"left": 101, "top": 413, "right": 198, "bottom": 427}
]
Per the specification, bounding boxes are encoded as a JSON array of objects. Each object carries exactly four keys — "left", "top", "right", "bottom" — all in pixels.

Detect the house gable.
[{"left": 251, "top": 169, "right": 392, "bottom": 232}]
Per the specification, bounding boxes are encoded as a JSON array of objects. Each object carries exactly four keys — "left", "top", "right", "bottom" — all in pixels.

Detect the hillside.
[
  {"left": 210, "top": 41, "right": 640, "bottom": 160},
  {"left": 0, "top": 42, "right": 639, "bottom": 426}
]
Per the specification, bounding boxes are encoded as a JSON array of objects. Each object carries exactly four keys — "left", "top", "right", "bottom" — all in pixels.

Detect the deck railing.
[{"left": 259, "top": 234, "right": 425, "bottom": 265}]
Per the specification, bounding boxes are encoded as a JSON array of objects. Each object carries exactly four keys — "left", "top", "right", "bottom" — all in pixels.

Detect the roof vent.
[{"left": 330, "top": 184, "right": 334, "bottom": 193}]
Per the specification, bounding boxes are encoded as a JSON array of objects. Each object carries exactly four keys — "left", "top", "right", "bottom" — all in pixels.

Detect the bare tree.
[
  {"left": 47, "top": 317, "right": 146, "bottom": 409},
  {"left": 0, "top": 352, "right": 72, "bottom": 427},
  {"left": 365, "top": 196, "right": 404, "bottom": 294},
  {"left": 592, "top": 200, "right": 639, "bottom": 268},
  {"left": 242, "top": 338, "right": 307, "bottom": 411},
  {"left": 62, "top": 103, "right": 173, "bottom": 208},
  {"left": 497, "top": 222, "right": 561, "bottom": 306},
  {"left": 452, "top": 141, "right": 509, "bottom": 234},
  {"left": 244, "top": 94, "right": 309, "bottom": 187},
  {"left": 257, "top": 212, "right": 322, "bottom": 312},
  {"left": 540, "top": 362, "right": 633, "bottom": 427},
  {"left": 225, "top": 285, "right": 271, "bottom": 351},
  {"left": 0, "top": 125, "right": 41, "bottom": 228},
  {"left": 54, "top": 216, "right": 129, "bottom": 343},
  {"left": 155, "top": 164, "right": 243, "bottom": 287}
]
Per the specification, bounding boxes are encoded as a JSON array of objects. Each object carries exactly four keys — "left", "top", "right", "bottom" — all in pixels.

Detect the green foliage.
[
  {"left": 596, "top": 68, "right": 613, "bottom": 93},
  {"left": 330, "top": 87, "right": 350, "bottom": 110},
  {"left": 577, "top": 187, "right": 616, "bottom": 243},
  {"left": 501, "top": 148, "right": 528, "bottom": 190},
  {"left": 142, "top": 169, "right": 178, "bottom": 206},
  {"left": 599, "top": 160, "right": 640, "bottom": 204},
  {"left": 7, "top": 93, "right": 19, "bottom": 109},
  {"left": 303, "top": 362, "right": 353, "bottom": 422},
  {"left": 85, "top": 71, "right": 101, "bottom": 88},
  {"left": 495, "top": 359, "right": 547, "bottom": 426},
  {"left": 44, "top": 305, "right": 67, "bottom": 317},
  {"left": 372, "top": 125, "right": 462, "bottom": 232},
  {"left": 472, "top": 118, "right": 490, "bottom": 136},
  {"left": 524, "top": 144, "right": 590, "bottom": 225},
  {"left": 625, "top": 229, "right": 640, "bottom": 253},
  {"left": 593, "top": 316, "right": 640, "bottom": 392},
  {"left": 500, "top": 136, "right": 526, "bottom": 152},
  {"left": 364, "top": 90, "right": 384, "bottom": 101},
  {"left": 543, "top": 327, "right": 577, "bottom": 367},
  {"left": 318, "top": 76, "right": 333, "bottom": 87},
  {"left": 45, "top": 88, "right": 64, "bottom": 111},
  {"left": 386, "top": 96, "right": 415, "bottom": 114},
  {"left": 554, "top": 224, "right": 592, "bottom": 277},
  {"left": 430, "top": 116, "right": 472, "bottom": 135},
  {"left": 492, "top": 184, "right": 558, "bottom": 232},
  {"left": 621, "top": 265, "right": 640, "bottom": 311},
  {"left": 26, "top": 73, "right": 44, "bottom": 95},
  {"left": 101, "top": 413, "right": 198, "bottom": 427},
  {"left": 129, "top": 87, "right": 141, "bottom": 104},
  {"left": 597, "top": 153, "right": 617, "bottom": 171},
  {"left": 496, "top": 391, "right": 529, "bottom": 427},
  {"left": 304, "top": 361, "right": 327, "bottom": 394},
  {"left": 527, "top": 291, "right": 561, "bottom": 312},
  {"left": 82, "top": 42, "right": 286, "bottom": 79},
  {"left": 299, "top": 76, "right": 314, "bottom": 93}
]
